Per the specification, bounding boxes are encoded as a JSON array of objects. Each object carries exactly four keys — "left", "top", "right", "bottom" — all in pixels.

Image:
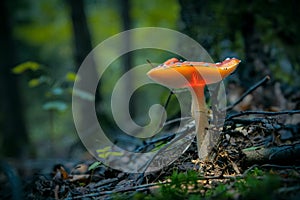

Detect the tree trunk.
[
  {"left": 178, "top": 0, "right": 207, "bottom": 43},
  {"left": 0, "top": 0, "right": 30, "bottom": 158},
  {"left": 240, "top": 11, "right": 271, "bottom": 87},
  {"left": 120, "top": 0, "right": 135, "bottom": 118},
  {"left": 67, "top": 0, "right": 102, "bottom": 105},
  {"left": 68, "top": 0, "right": 93, "bottom": 67}
]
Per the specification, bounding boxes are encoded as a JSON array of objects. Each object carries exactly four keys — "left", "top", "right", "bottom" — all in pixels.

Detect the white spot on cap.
[{"left": 225, "top": 58, "right": 230, "bottom": 61}]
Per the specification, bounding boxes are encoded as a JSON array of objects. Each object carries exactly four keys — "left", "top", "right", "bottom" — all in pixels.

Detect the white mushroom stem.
[{"left": 190, "top": 85, "right": 209, "bottom": 159}]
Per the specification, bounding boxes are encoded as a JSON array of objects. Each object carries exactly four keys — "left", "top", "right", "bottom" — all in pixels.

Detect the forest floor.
[
  {"left": 1, "top": 76, "right": 300, "bottom": 199},
  {"left": 20, "top": 115, "right": 300, "bottom": 200}
]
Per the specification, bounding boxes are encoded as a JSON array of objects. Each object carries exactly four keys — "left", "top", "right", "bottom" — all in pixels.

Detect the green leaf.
[
  {"left": 28, "top": 76, "right": 48, "bottom": 87},
  {"left": 28, "top": 78, "right": 40, "bottom": 87},
  {"left": 96, "top": 147, "right": 123, "bottom": 159},
  {"left": 242, "top": 146, "right": 262, "bottom": 152},
  {"left": 73, "top": 89, "right": 95, "bottom": 101},
  {"left": 65, "top": 72, "right": 78, "bottom": 82},
  {"left": 12, "top": 61, "right": 41, "bottom": 74},
  {"left": 42, "top": 101, "right": 68, "bottom": 112},
  {"left": 88, "top": 161, "right": 102, "bottom": 171},
  {"left": 51, "top": 87, "right": 64, "bottom": 95},
  {"left": 96, "top": 146, "right": 111, "bottom": 153}
]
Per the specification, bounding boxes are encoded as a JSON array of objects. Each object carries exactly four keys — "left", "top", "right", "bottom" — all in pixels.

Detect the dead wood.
[
  {"left": 242, "top": 143, "right": 300, "bottom": 164},
  {"left": 226, "top": 110, "right": 300, "bottom": 120}
]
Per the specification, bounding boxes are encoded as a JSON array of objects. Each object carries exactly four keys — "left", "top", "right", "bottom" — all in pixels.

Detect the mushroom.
[{"left": 147, "top": 57, "right": 240, "bottom": 159}]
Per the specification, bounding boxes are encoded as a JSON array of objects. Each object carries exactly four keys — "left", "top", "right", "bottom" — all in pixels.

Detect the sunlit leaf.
[
  {"left": 42, "top": 101, "right": 68, "bottom": 112},
  {"left": 97, "top": 151, "right": 123, "bottom": 159},
  {"left": 28, "top": 79, "right": 40, "bottom": 87},
  {"left": 45, "top": 87, "right": 63, "bottom": 97},
  {"left": 73, "top": 89, "right": 95, "bottom": 101},
  {"left": 28, "top": 76, "right": 48, "bottom": 87},
  {"left": 65, "top": 72, "right": 78, "bottom": 82},
  {"left": 12, "top": 61, "right": 41, "bottom": 74},
  {"left": 51, "top": 87, "right": 64, "bottom": 95},
  {"left": 96, "top": 146, "right": 111, "bottom": 153},
  {"left": 96, "top": 147, "right": 123, "bottom": 159},
  {"left": 88, "top": 161, "right": 102, "bottom": 171}
]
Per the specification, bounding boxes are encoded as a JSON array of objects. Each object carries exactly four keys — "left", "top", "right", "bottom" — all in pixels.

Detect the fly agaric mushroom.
[{"left": 147, "top": 57, "right": 240, "bottom": 159}]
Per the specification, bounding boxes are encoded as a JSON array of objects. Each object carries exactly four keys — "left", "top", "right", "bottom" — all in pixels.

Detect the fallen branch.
[
  {"left": 68, "top": 173, "right": 248, "bottom": 199},
  {"left": 242, "top": 143, "right": 300, "bottom": 164},
  {"left": 226, "top": 110, "right": 300, "bottom": 120},
  {"left": 225, "top": 76, "right": 270, "bottom": 112},
  {"left": 141, "top": 124, "right": 195, "bottom": 169}
]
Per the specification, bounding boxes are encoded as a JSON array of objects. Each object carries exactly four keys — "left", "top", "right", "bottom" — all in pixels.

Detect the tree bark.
[
  {"left": 242, "top": 144, "right": 300, "bottom": 165},
  {"left": 0, "top": 0, "right": 30, "bottom": 158},
  {"left": 67, "top": 0, "right": 102, "bottom": 105},
  {"left": 68, "top": 0, "right": 93, "bottom": 68},
  {"left": 120, "top": 0, "right": 135, "bottom": 118},
  {"left": 240, "top": 11, "right": 271, "bottom": 87}
]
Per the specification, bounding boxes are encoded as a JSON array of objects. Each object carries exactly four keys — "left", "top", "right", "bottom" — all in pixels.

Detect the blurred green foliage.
[
  {"left": 12, "top": 61, "right": 41, "bottom": 74},
  {"left": 10, "top": 0, "right": 180, "bottom": 158}
]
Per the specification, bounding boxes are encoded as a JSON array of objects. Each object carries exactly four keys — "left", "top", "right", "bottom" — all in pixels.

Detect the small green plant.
[
  {"left": 247, "top": 167, "right": 265, "bottom": 176},
  {"left": 234, "top": 168, "right": 281, "bottom": 200},
  {"left": 205, "top": 183, "right": 233, "bottom": 200},
  {"left": 12, "top": 61, "right": 77, "bottom": 154},
  {"left": 152, "top": 170, "right": 200, "bottom": 200},
  {"left": 112, "top": 167, "right": 284, "bottom": 200},
  {"left": 12, "top": 61, "right": 76, "bottom": 112}
]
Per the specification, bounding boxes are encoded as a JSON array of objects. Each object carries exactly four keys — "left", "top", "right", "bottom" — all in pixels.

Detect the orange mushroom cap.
[{"left": 147, "top": 58, "right": 241, "bottom": 88}]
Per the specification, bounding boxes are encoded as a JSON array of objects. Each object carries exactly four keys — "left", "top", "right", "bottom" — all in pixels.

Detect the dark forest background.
[{"left": 0, "top": 0, "right": 299, "bottom": 160}]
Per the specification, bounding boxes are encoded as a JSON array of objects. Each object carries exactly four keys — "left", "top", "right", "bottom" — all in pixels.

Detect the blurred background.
[{"left": 0, "top": 0, "right": 299, "bottom": 162}]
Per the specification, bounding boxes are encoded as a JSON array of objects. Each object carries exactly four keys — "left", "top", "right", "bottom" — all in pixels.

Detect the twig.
[
  {"left": 225, "top": 76, "right": 270, "bottom": 112},
  {"left": 260, "top": 164, "right": 300, "bottom": 169},
  {"left": 146, "top": 59, "right": 155, "bottom": 68},
  {"left": 67, "top": 182, "right": 160, "bottom": 199},
  {"left": 135, "top": 133, "right": 176, "bottom": 153},
  {"left": 92, "top": 177, "right": 119, "bottom": 188},
  {"left": 136, "top": 121, "right": 196, "bottom": 182},
  {"left": 163, "top": 116, "right": 192, "bottom": 126},
  {"left": 158, "top": 90, "right": 174, "bottom": 128},
  {"left": 226, "top": 110, "right": 300, "bottom": 121},
  {"left": 135, "top": 117, "right": 193, "bottom": 153},
  {"left": 70, "top": 173, "right": 250, "bottom": 199},
  {"left": 226, "top": 117, "right": 270, "bottom": 125},
  {"left": 277, "top": 186, "right": 300, "bottom": 194},
  {"left": 242, "top": 164, "right": 259, "bottom": 176}
]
